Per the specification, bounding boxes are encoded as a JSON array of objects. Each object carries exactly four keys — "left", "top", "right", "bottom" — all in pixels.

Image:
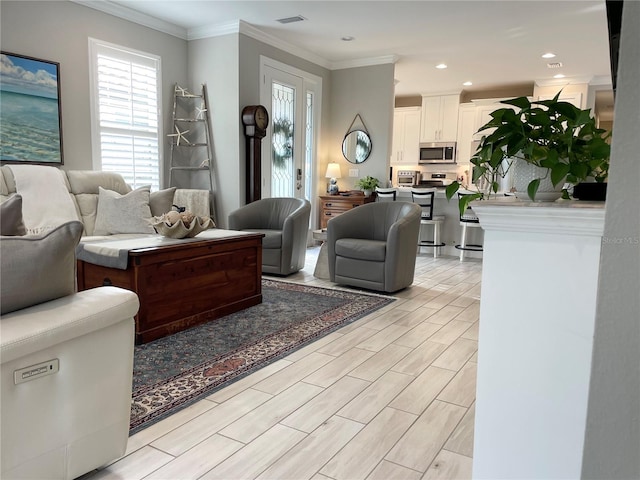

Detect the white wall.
[
  {"left": 200, "top": 33, "right": 393, "bottom": 229},
  {"left": 1, "top": 2, "right": 395, "bottom": 229},
  {"left": 471, "top": 204, "right": 605, "bottom": 479},
  {"left": 330, "top": 65, "right": 395, "bottom": 191},
  {"left": 188, "top": 35, "right": 240, "bottom": 227},
  {"left": 187, "top": 32, "right": 334, "bottom": 228},
  {"left": 0, "top": 1, "right": 188, "bottom": 177},
  {"left": 238, "top": 34, "right": 332, "bottom": 218},
  {"left": 582, "top": 2, "right": 640, "bottom": 478}
]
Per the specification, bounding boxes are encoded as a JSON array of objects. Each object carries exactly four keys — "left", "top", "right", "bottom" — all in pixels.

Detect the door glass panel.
[
  {"left": 271, "top": 82, "right": 295, "bottom": 197},
  {"left": 304, "top": 91, "right": 314, "bottom": 201}
]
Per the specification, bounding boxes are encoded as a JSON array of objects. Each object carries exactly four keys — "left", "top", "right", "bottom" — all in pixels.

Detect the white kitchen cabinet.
[
  {"left": 466, "top": 98, "right": 519, "bottom": 141},
  {"left": 456, "top": 99, "right": 518, "bottom": 185},
  {"left": 475, "top": 103, "right": 501, "bottom": 136},
  {"left": 391, "top": 106, "right": 421, "bottom": 165},
  {"left": 455, "top": 103, "right": 477, "bottom": 167},
  {"left": 538, "top": 92, "right": 583, "bottom": 108},
  {"left": 420, "top": 94, "right": 460, "bottom": 143}
]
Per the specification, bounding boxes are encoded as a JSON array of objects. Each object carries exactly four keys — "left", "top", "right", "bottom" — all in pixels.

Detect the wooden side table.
[{"left": 319, "top": 192, "right": 374, "bottom": 229}]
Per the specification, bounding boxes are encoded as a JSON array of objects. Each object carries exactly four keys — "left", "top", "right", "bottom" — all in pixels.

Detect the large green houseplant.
[{"left": 446, "top": 92, "right": 611, "bottom": 214}]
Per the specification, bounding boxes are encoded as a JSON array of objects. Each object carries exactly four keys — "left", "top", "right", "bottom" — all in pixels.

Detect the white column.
[{"left": 471, "top": 199, "right": 605, "bottom": 479}]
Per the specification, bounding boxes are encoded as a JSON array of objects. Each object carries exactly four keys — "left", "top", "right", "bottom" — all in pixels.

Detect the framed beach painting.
[{"left": 0, "top": 52, "right": 64, "bottom": 165}]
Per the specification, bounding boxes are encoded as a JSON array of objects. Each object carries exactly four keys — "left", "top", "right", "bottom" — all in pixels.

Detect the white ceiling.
[{"left": 102, "top": 0, "right": 612, "bottom": 98}]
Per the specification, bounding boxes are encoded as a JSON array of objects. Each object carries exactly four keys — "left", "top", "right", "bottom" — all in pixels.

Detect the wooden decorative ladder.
[{"left": 168, "top": 83, "right": 215, "bottom": 214}]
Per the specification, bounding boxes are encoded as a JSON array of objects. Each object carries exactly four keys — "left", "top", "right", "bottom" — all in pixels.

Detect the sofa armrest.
[
  {"left": 228, "top": 202, "right": 265, "bottom": 230},
  {"left": 281, "top": 200, "right": 311, "bottom": 243},
  {"left": 384, "top": 204, "right": 421, "bottom": 290},
  {"left": 0, "top": 287, "right": 139, "bottom": 364}
]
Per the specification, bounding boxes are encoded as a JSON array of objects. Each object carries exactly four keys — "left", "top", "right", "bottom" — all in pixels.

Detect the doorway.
[{"left": 260, "top": 57, "right": 322, "bottom": 218}]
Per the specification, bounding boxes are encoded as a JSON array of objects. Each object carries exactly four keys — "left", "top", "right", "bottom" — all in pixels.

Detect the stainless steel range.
[{"left": 413, "top": 172, "right": 455, "bottom": 188}]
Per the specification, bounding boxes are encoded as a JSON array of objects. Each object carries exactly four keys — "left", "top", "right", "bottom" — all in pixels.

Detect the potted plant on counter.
[
  {"left": 446, "top": 92, "right": 611, "bottom": 214},
  {"left": 355, "top": 176, "right": 380, "bottom": 197}
]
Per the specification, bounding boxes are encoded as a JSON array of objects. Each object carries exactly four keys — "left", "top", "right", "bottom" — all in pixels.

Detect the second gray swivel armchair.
[
  {"left": 327, "top": 201, "right": 421, "bottom": 293},
  {"left": 228, "top": 197, "right": 311, "bottom": 276}
]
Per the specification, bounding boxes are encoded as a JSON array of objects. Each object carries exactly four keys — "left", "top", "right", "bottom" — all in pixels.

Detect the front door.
[{"left": 260, "top": 58, "right": 321, "bottom": 208}]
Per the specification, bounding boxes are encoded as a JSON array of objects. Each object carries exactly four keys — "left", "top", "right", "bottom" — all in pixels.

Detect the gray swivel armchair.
[
  {"left": 327, "top": 201, "right": 421, "bottom": 293},
  {"left": 228, "top": 197, "right": 311, "bottom": 275}
]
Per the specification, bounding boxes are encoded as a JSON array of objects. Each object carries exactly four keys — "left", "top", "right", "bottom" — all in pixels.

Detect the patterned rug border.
[{"left": 129, "top": 279, "right": 395, "bottom": 435}]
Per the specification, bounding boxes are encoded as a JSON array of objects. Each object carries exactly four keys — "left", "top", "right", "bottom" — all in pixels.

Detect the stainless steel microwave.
[{"left": 419, "top": 142, "right": 456, "bottom": 164}]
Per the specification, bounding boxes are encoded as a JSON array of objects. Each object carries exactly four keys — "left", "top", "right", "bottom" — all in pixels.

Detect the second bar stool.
[
  {"left": 455, "top": 193, "right": 483, "bottom": 261},
  {"left": 411, "top": 187, "right": 445, "bottom": 258}
]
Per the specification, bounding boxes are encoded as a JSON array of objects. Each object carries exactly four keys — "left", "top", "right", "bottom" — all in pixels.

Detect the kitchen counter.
[
  {"left": 396, "top": 187, "right": 449, "bottom": 198},
  {"left": 394, "top": 187, "right": 483, "bottom": 258}
]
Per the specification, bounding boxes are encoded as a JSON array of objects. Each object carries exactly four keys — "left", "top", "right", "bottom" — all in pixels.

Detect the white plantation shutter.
[{"left": 89, "top": 39, "right": 161, "bottom": 190}]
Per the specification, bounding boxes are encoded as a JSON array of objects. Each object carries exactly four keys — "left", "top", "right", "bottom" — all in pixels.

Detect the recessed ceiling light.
[
  {"left": 341, "top": 36, "right": 355, "bottom": 42},
  {"left": 436, "top": 63, "right": 447, "bottom": 69},
  {"left": 554, "top": 74, "right": 566, "bottom": 79},
  {"left": 542, "top": 52, "right": 556, "bottom": 59},
  {"left": 463, "top": 81, "right": 473, "bottom": 86}
]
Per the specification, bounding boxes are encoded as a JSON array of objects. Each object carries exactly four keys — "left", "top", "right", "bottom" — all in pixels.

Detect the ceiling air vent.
[
  {"left": 276, "top": 15, "right": 306, "bottom": 24},
  {"left": 547, "top": 62, "right": 564, "bottom": 69}
]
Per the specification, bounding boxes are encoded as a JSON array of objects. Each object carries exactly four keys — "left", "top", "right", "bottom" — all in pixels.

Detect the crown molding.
[
  {"left": 188, "top": 20, "right": 332, "bottom": 69},
  {"left": 330, "top": 55, "right": 398, "bottom": 70},
  {"left": 187, "top": 20, "right": 241, "bottom": 41},
  {"left": 420, "top": 90, "right": 463, "bottom": 97},
  {"left": 72, "top": 4, "right": 397, "bottom": 72},
  {"left": 236, "top": 20, "right": 332, "bottom": 69},
  {"left": 71, "top": 0, "right": 187, "bottom": 39},
  {"left": 535, "top": 76, "right": 594, "bottom": 87}
]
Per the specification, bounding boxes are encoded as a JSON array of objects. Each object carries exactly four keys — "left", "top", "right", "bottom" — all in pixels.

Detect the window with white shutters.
[{"left": 89, "top": 39, "right": 162, "bottom": 190}]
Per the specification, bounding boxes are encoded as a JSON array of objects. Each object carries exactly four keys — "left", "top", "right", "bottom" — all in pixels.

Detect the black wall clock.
[{"left": 242, "top": 105, "right": 269, "bottom": 203}]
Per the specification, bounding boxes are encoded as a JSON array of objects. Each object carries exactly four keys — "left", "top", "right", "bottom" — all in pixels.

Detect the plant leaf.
[
  {"left": 501, "top": 96, "right": 530, "bottom": 109},
  {"left": 445, "top": 181, "right": 460, "bottom": 200},
  {"left": 551, "top": 163, "right": 570, "bottom": 186},
  {"left": 458, "top": 193, "right": 482, "bottom": 217},
  {"left": 472, "top": 165, "right": 487, "bottom": 182},
  {"left": 554, "top": 101, "right": 580, "bottom": 121},
  {"left": 527, "top": 178, "right": 540, "bottom": 201}
]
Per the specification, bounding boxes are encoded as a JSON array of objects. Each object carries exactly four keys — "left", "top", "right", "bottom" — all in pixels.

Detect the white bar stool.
[
  {"left": 410, "top": 188, "right": 445, "bottom": 258},
  {"left": 375, "top": 187, "right": 397, "bottom": 202},
  {"left": 455, "top": 194, "right": 483, "bottom": 261}
]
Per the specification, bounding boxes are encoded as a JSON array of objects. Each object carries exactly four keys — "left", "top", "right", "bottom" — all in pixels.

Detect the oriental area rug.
[{"left": 130, "top": 279, "right": 395, "bottom": 434}]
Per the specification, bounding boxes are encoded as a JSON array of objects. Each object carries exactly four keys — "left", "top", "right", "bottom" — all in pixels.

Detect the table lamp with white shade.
[{"left": 325, "top": 162, "right": 342, "bottom": 194}]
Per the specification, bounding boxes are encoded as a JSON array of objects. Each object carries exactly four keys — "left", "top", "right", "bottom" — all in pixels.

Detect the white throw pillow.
[
  {"left": 93, "top": 186, "right": 155, "bottom": 235},
  {"left": 149, "top": 187, "right": 177, "bottom": 217}
]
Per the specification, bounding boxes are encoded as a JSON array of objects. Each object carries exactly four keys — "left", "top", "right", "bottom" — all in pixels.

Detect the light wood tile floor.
[{"left": 85, "top": 247, "right": 482, "bottom": 480}]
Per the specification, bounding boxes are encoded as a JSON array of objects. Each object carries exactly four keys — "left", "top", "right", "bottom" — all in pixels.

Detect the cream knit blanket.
[
  {"left": 8, "top": 165, "right": 80, "bottom": 235},
  {"left": 174, "top": 189, "right": 212, "bottom": 219}
]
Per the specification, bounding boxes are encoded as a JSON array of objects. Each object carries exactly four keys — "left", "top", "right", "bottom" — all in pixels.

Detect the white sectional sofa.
[
  {"left": 0, "top": 165, "right": 211, "bottom": 479},
  {"left": 1, "top": 286, "right": 139, "bottom": 480},
  {"left": 0, "top": 165, "right": 212, "bottom": 239}
]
